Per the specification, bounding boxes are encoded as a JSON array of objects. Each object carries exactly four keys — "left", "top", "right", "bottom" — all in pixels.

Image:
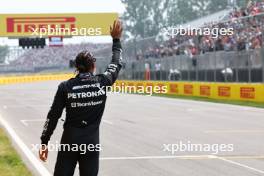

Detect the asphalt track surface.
[{"left": 0, "top": 80, "right": 264, "bottom": 176}]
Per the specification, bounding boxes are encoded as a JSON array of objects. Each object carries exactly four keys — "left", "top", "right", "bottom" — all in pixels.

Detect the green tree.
[
  {"left": 122, "top": 0, "right": 252, "bottom": 39},
  {"left": 121, "top": 0, "right": 170, "bottom": 39},
  {"left": 167, "top": 0, "right": 228, "bottom": 25}
]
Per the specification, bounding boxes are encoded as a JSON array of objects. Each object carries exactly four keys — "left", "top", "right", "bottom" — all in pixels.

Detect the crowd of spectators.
[
  {"left": 9, "top": 1, "right": 264, "bottom": 67},
  {"left": 10, "top": 43, "right": 110, "bottom": 68},
  {"left": 136, "top": 0, "right": 264, "bottom": 60}
]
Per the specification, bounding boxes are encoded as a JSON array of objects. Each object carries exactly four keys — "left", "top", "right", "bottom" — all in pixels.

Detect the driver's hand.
[
  {"left": 39, "top": 144, "right": 48, "bottom": 162},
  {"left": 110, "top": 19, "right": 123, "bottom": 39}
]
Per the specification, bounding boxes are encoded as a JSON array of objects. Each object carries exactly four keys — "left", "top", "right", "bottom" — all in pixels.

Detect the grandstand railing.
[{"left": 118, "top": 48, "right": 264, "bottom": 83}]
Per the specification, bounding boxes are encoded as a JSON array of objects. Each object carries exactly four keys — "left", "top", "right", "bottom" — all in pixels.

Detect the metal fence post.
[
  {"left": 213, "top": 46, "right": 216, "bottom": 82},
  {"left": 195, "top": 55, "right": 200, "bottom": 81},
  {"left": 224, "top": 53, "right": 227, "bottom": 82},
  {"left": 235, "top": 52, "right": 239, "bottom": 82},
  {"left": 159, "top": 57, "right": 162, "bottom": 81},
  {"left": 196, "top": 57, "right": 198, "bottom": 81},
  {"left": 262, "top": 48, "right": 264, "bottom": 83},
  {"left": 248, "top": 51, "right": 252, "bottom": 83},
  {"left": 205, "top": 56, "right": 207, "bottom": 82},
  {"left": 180, "top": 55, "right": 183, "bottom": 81},
  {"left": 188, "top": 57, "right": 190, "bottom": 81}
]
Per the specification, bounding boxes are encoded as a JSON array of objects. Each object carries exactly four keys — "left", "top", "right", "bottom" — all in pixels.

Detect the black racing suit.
[{"left": 40, "top": 39, "right": 122, "bottom": 176}]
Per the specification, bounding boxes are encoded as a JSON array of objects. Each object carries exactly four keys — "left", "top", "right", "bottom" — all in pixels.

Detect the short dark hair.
[{"left": 74, "top": 51, "right": 96, "bottom": 73}]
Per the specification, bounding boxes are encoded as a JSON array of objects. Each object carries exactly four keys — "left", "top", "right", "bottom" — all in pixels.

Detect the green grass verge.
[
  {"left": 152, "top": 93, "right": 264, "bottom": 109},
  {"left": 0, "top": 128, "right": 32, "bottom": 176}
]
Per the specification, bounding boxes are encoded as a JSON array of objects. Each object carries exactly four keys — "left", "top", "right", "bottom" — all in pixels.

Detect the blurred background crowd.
[
  {"left": 9, "top": 43, "right": 110, "bottom": 67},
  {"left": 136, "top": 1, "right": 264, "bottom": 60},
  {"left": 3, "top": 0, "right": 264, "bottom": 69}
]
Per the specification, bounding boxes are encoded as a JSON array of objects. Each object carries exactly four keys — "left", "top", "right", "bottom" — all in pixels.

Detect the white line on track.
[
  {"left": 2, "top": 113, "right": 264, "bottom": 176},
  {"left": 2, "top": 105, "right": 49, "bottom": 108},
  {"left": 211, "top": 155, "right": 264, "bottom": 174},
  {"left": 100, "top": 155, "right": 264, "bottom": 161},
  {"left": 21, "top": 119, "right": 46, "bottom": 126},
  {"left": 204, "top": 130, "right": 264, "bottom": 133},
  {"left": 101, "top": 155, "right": 264, "bottom": 174},
  {"left": 102, "top": 119, "right": 114, "bottom": 125},
  {"left": 100, "top": 155, "right": 212, "bottom": 160},
  {"left": 0, "top": 114, "right": 52, "bottom": 176},
  {"left": 20, "top": 119, "right": 113, "bottom": 126}
]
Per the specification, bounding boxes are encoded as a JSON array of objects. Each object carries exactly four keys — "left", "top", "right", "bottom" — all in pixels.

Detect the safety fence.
[{"left": 119, "top": 49, "right": 264, "bottom": 83}]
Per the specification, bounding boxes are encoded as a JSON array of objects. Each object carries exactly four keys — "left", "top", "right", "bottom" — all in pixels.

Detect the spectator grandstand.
[
  {"left": 1, "top": 0, "right": 264, "bottom": 83},
  {"left": 134, "top": 1, "right": 264, "bottom": 60},
  {"left": 5, "top": 1, "right": 264, "bottom": 66},
  {"left": 9, "top": 43, "right": 110, "bottom": 68}
]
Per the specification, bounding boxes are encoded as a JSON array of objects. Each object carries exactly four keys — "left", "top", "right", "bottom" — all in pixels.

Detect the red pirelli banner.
[
  {"left": 0, "top": 13, "right": 118, "bottom": 37},
  {"left": 240, "top": 87, "right": 255, "bottom": 99}
]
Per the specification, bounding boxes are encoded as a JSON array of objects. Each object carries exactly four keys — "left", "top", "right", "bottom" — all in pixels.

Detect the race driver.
[{"left": 39, "top": 20, "right": 123, "bottom": 176}]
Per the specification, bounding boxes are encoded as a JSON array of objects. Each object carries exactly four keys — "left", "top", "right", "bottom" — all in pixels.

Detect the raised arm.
[{"left": 102, "top": 20, "right": 123, "bottom": 86}]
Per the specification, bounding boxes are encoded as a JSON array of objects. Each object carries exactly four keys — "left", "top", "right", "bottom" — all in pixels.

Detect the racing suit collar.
[{"left": 76, "top": 72, "right": 94, "bottom": 78}]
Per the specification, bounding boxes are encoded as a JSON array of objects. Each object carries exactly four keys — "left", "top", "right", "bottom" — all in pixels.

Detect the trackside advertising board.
[
  {"left": 115, "top": 81, "right": 264, "bottom": 103},
  {"left": 0, "top": 75, "right": 263, "bottom": 103},
  {"left": 0, "top": 13, "right": 118, "bottom": 37}
]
